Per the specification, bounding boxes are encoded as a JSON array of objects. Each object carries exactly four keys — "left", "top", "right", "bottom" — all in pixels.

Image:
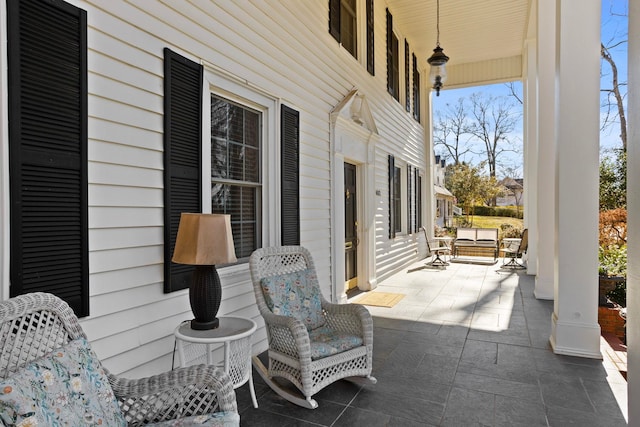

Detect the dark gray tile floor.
[{"left": 235, "top": 257, "right": 628, "bottom": 426}]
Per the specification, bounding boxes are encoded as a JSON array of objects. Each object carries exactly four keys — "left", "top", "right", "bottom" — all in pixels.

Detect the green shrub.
[
  {"left": 598, "top": 244, "right": 627, "bottom": 277},
  {"left": 470, "top": 206, "right": 524, "bottom": 219},
  {"left": 499, "top": 224, "right": 523, "bottom": 239},
  {"left": 607, "top": 282, "right": 626, "bottom": 307}
]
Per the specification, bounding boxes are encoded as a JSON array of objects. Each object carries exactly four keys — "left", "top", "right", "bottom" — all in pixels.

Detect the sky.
[{"left": 432, "top": 0, "right": 628, "bottom": 179}]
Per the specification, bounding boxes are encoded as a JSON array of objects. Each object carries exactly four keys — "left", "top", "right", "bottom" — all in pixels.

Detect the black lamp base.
[
  {"left": 191, "top": 317, "right": 219, "bottom": 330},
  {"left": 189, "top": 265, "right": 222, "bottom": 330}
]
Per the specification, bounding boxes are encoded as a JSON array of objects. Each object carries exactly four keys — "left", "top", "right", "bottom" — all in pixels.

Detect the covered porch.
[{"left": 236, "top": 259, "right": 627, "bottom": 426}]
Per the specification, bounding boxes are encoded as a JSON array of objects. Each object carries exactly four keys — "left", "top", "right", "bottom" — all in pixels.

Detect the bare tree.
[
  {"left": 600, "top": 0, "right": 628, "bottom": 151},
  {"left": 467, "top": 93, "right": 521, "bottom": 182},
  {"left": 601, "top": 42, "right": 627, "bottom": 151},
  {"left": 505, "top": 82, "right": 523, "bottom": 105},
  {"left": 433, "top": 98, "right": 473, "bottom": 164}
]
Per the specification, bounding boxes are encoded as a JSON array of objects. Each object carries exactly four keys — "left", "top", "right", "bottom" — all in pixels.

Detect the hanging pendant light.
[{"left": 427, "top": 0, "right": 449, "bottom": 96}]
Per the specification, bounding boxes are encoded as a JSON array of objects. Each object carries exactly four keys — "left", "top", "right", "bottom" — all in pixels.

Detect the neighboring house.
[
  {"left": 496, "top": 177, "right": 524, "bottom": 207},
  {"left": 434, "top": 155, "right": 454, "bottom": 228},
  {"left": 0, "top": 0, "right": 428, "bottom": 377}
]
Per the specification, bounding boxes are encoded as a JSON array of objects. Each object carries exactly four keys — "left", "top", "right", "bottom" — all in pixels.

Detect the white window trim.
[{"left": 201, "top": 65, "right": 279, "bottom": 251}]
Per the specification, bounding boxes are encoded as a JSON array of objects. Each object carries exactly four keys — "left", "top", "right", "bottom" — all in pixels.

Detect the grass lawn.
[{"left": 458, "top": 215, "right": 524, "bottom": 229}]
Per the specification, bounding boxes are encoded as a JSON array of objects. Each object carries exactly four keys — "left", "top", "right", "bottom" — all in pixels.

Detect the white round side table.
[{"left": 174, "top": 316, "right": 258, "bottom": 408}]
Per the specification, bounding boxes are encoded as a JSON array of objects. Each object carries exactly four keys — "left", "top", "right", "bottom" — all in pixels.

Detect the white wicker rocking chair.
[
  {"left": 0, "top": 292, "right": 239, "bottom": 426},
  {"left": 249, "top": 246, "right": 376, "bottom": 409}
]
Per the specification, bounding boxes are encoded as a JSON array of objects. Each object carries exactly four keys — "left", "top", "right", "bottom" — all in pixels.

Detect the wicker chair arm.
[
  {"left": 322, "top": 301, "right": 373, "bottom": 344},
  {"left": 261, "top": 311, "right": 311, "bottom": 360},
  {"left": 107, "top": 364, "right": 237, "bottom": 426}
]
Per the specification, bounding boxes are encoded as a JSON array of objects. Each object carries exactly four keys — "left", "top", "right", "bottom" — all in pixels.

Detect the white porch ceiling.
[{"left": 387, "top": 0, "right": 532, "bottom": 85}]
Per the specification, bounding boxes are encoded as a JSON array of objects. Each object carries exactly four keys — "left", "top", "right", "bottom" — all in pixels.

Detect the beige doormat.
[{"left": 356, "top": 292, "right": 404, "bottom": 308}]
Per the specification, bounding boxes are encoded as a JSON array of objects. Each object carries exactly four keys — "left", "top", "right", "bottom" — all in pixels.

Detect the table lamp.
[{"left": 172, "top": 213, "right": 237, "bottom": 330}]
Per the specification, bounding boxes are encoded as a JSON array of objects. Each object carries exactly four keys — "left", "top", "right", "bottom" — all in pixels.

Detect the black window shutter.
[
  {"left": 415, "top": 169, "right": 422, "bottom": 232},
  {"left": 413, "top": 53, "right": 421, "bottom": 122},
  {"left": 329, "top": 0, "right": 341, "bottom": 42},
  {"left": 405, "top": 40, "right": 410, "bottom": 112},
  {"left": 281, "top": 105, "right": 301, "bottom": 246},
  {"left": 386, "top": 9, "right": 393, "bottom": 96},
  {"left": 388, "top": 154, "right": 395, "bottom": 239},
  {"left": 366, "top": 0, "right": 375, "bottom": 75},
  {"left": 163, "top": 48, "right": 203, "bottom": 293},
  {"left": 407, "top": 164, "right": 412, "bottom": 233},
  {"left": 8, "top": 0, "right": 89, "bottom": 317}
]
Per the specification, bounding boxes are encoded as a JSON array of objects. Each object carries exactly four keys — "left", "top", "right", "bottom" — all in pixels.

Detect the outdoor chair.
[
  {"left": 422, "top": 226, "right": 452, "bottom": 266},
  {"left": 502, "top": 228, "right": 529, "bottom": 269},
  {"left": 249, "top": 246, "right": 376, "bottom": 409},
  {"left": 0, "top": 292, "right": 239, "bottom": 426}
]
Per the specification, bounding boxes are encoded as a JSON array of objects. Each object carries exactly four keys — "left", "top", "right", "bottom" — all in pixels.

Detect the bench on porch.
[{"left": 453, "top": 228, "right": 499, "bottom": 260}]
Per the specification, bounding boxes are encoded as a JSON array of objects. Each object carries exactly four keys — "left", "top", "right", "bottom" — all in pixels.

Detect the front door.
[{"left": 344, "top": 163, "right": 358, "bottom": 291}]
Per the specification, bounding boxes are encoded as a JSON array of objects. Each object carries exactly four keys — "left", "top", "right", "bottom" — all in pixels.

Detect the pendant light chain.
[
  {"left": 436, "top": 0, "right": 441, "bottom": 47},
  {"left": 427, "top": 0, "right": 449, "bottom": 96}
]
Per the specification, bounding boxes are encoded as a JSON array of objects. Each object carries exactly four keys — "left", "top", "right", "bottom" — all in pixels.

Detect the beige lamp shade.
[{"left": 172, "top": 213, "right": 237, "bottom": 265}]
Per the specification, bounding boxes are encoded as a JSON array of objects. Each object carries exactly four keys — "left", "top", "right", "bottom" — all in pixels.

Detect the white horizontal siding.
[{"left": 36, "top": 0, "right": 430, "bottom": 377}]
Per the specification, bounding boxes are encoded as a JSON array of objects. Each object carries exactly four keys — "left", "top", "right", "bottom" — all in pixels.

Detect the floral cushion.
[
  {"left": 148, "top": 412, "right": 240, "bottom": 427},
  {"left": 0, "top": 337, "right": 126, "bottom": 427},
  {"left": 260, "top": 269, "right": 326, "bottom": 331},
  {"left": 308, "top": 325, "right": 363, "bottom": 360}
]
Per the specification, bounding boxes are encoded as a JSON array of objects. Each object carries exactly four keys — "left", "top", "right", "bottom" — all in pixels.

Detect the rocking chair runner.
[
  {"left": 249, "top": 246, "right": 376, "bottom": 409},
  {"left": 0, "top": 292, "right": 239, "bottom": 426}
]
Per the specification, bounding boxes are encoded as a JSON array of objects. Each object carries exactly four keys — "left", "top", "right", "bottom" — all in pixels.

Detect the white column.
[
  {"left": 626, "top": 0, "right": 640, "bottom": 423},
  {"left": 425, "top": 93, "right": 436, "bottom": 245},
  {"left": 549, "top": 0, "right": 601, "bottom": 358},
  {"left": 523, "top": 37, "right": 538, "bottom": 276},
  {"left": 535, "top": 0, "right": 556, "bottom": 300}
]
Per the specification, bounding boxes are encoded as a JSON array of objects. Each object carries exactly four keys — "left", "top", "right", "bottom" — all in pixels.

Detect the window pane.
[
  {"left": 229, "top": 142, "right": 244, "bottom": 180},
  {"left": 211, "top": 99, "right": 229, "bottom": 138},
  {"left": 244, "top": 110, "right": 259, "bottom": 148},
  {"left": 228, "top": 104, "right": 244, "bottom": 143},
  {"left": 210, "top": 95, "right": 261, "bottom": 259},
  {"left": 245, "top": 146, "right": 258, "bottom": 182},
  {"left": 341, "top": 1, "right": 357, "bottom": 58},
  {"left": 211, "top": 183, "right": 231, "bottom": 214},
  {"left": 211, "top": 137, "right": 228, "bottom": 179}
]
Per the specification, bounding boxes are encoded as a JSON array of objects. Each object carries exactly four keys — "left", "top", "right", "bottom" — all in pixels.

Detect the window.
[
  {"left": 210, "top": 96, "right": 262, "bottom": 260},
  {"left": 388, "top": 154, "right": 402, "bottom": 237},
  {"left": 386, "top": 9, "right": 399, "bottom": 100},
  {"left": 329, "top": 0, "right": 374, "bottom": 75},
  {"left": 393, "top": 166, "right": 402, "bottom": 233},
  {"left": 8, "top": 0, "right": 89, "bottom": 316},
  {"left": 166, "top": 64, "right": 285, "bottom": 274},
  {"left": 329, "top": 0, "right": 357, "bottom": 59},
  {"left": 413, "top": 53, "right": 421, "bottom": 122}
]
